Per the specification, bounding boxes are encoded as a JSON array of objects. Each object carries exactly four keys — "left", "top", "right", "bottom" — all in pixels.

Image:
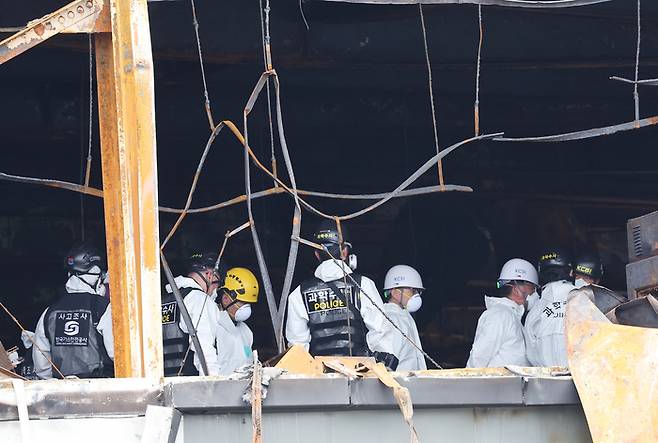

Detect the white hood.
[
  {"left": 484, "top": 295, "right": 524, "bottom": 318},
  {"left": 165, "top": 276, "right": 217, "bottom": 301},
  {"left": 314, "top": 259, "right": 353, "bottom": 283},
  {"left": 65, "top": 265, "right": 103, "bottom": 295}
]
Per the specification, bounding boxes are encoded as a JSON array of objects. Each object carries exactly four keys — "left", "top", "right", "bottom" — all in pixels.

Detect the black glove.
[{"left": 373, "top": 351, "right": 399, "bottom": 371}]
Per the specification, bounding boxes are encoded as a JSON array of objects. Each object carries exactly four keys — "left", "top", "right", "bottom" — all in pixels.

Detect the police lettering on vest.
[
  {"left": 301, "top": 275, "right": 369, "bottom": 357},
  {"left": 161, "top": 287, "right": 198, "bottom": 377}
]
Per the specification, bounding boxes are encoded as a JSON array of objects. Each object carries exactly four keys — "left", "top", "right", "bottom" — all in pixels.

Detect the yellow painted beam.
[{"left": 95, "top": 0, "right": 162, "bottom": 379}]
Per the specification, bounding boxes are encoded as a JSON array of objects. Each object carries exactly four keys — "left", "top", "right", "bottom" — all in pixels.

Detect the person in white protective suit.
[
  {"left": 381, "top": 265, "right": 427, "bottom": 371},
  {"left": 523, "top": 249, "right": 575, "bottom": 367},
  {"left": 213, "top": 267, "right": 259, "bottom": 375},
  {"left": 166, "top": 252, "right": 223, "bottom": 376},
  {"left": 286, "top": 220, "right": 398, "bottom": 369},
  {"left": 467, "top": 258, "right": 538, "bottom": 368},
  {"left": 572, "top": 250, "right": 603, "bottom": 289},
  {"left": 570, "top": 249, "right": 626, "bottom": 315},
  {"left": 33, "top": 243, "right": 114, "bottom": 379}
]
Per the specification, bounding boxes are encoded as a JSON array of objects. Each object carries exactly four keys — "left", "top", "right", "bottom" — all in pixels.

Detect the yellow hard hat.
[{"left": 221, "top": 267, "right": 259, "bottom": 303}]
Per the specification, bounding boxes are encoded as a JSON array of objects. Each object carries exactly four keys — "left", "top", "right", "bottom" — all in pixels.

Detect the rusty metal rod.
[
  {"left": 474, "top": 4, "right": 483, "bottom": 136},
  {"left": 493, "top": 114, "right": 658, "bottom": 142},
  {"left": 0, "top": 172, "right": 470, "bottom": 213},
  {"left": 314, "top": 0, "right": 611, "bottom": 8},
  {"left": 418, "top": 4, "right": 444, "bottom": 190},
  {"left": 633, "top": 0, "right": 641, "bottom": 121},
  {"left": 161, "top": 122, "right": 224, "bottom": 249},
  {"left": 0, "top": 301, "right": 65, "bottom": 379},
  {"left": 272, "top": 74, "right": 303, "bottom": 351},
  {"left": 610, "top": 76, "right": 658, "bottom": 86},
  {"left": 159, "top": 251, "right": 209, "bottom": 376},
  {"left": 243, "top": 72, "right": 281, "bottom": 347},
  {"left": 0, "top": 172, "right": 103, "bottom": 197}
]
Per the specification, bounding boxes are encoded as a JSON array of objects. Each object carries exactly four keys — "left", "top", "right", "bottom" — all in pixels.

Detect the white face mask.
[
  {"left": 574, "top": 278, "right": 588, "bottom": 289},
  {"left": 78, "top": 266, "right": 104, "bottom": 295},
  {"left": 405, "top": 294, "right": 423, "bottom": 313},
  {"left": 526, "top": 291, "right": 540, "bottom": 311},
  {"left": 233, "top": 304, "right": 252, "bottom": 322}
]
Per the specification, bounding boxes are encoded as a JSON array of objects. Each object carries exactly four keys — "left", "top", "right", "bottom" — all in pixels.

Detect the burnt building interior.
[{"left": 1, "top": 0, "right": 657, "bottom": 367}]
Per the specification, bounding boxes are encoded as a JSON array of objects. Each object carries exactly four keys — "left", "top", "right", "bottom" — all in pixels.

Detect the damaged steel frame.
[
  {"left": 307, "top": 0, "right": 611, "bottom": 9},
  {"left": 1, "top": 0, "right": 164, "bottom": 379},
  {"left": 0, "top": 0, "right": 108, "bottom": 65}
]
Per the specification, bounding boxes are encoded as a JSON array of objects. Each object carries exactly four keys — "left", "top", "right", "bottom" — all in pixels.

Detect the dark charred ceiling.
[{"left": 1, "top": 0, "right": 657, "bottom": 365}]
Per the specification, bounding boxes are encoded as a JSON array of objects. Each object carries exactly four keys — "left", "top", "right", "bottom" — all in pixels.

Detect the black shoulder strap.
[
  {"left": 90, "top": 294, "right": 110, "bottom": 321},
  {"left": 179, "top": 287, "right": 194, "bottom": 298}
]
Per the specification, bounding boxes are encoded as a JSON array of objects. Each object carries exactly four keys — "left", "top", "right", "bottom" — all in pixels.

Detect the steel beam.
[
  {"left": 0, "top": 0, "right": 106, "bottom": 65},
  {"left": 95, "top": 0, "right": 162, "bottom": 379}
]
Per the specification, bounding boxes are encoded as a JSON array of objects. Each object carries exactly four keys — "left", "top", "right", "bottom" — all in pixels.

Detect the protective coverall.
[
  {"left": 213, "top": 310, "right": 254, "bottom": 376},
  {"left": 33, "top": 270, "right": 114, "bottom": 379},
  {"left": 381, "top": 303, "right": 426, "bottom": 371},
  {"left": 523, "top": 280, "right": 575, "bottom": 367},
  {"left": 166, "top": 275, "right": 223, "bottom": 376},
  {"left": 466, "top": 296, "right": 529, "bottom": 368},
  {"left": 285, "top": 259, "right": 392, "bottom": 354}
]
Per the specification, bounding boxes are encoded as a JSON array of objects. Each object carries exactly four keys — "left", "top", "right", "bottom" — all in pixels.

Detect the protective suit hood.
[
  {"left": 466, "top": 295, "right": 529, "bottom": 368},
  {"left": 314, "top": 259, "right": 353, "bottom": 283},
  {"left": 165, "top": 276, "right": 217, "bottom": 302},
  {"left": 65, "top": 265, "right": 104, "bottom": 295},
  {"left": 484, "top": 295, "right": 524, "bottom": 318}
]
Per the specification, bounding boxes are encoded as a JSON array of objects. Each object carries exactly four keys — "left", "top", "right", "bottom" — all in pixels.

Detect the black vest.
[
  {"left": 162, "top": 287, "right": 198, "bottom": 376},
  {"left": 301, "top": 275, "right": 369, "bottom": 357},
  {"left": 44, "top": 291, "right": 114, "bottom": 378}
]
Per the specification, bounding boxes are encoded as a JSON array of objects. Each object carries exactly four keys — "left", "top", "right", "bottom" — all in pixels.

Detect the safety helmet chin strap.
[
  {"left": 218, "top": 289, "right": 240, "bottom": 311},
  {"left": 72, "top": 271, "right": 102, "bottom": 293},
  {"left": 193, "top": 269, "right": 220, "bottom": 294}
]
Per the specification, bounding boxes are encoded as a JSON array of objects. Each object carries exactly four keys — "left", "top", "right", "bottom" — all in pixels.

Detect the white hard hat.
[
  {"left": 384, "top": 265, "right": 424, "bottom": 290},
  {"left": 498, "top": 258, "right": 538, "bottom": 286}
]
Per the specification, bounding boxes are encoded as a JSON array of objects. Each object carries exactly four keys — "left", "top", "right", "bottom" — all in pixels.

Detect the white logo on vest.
[
  {"left": 55, "top": 310, "right": 91, "bottom": 346},
  {"left": 64, "top": 321, "right": 80, "bottom": 336}
]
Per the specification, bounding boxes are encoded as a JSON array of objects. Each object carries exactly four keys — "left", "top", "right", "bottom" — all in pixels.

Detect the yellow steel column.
[{"left": 95, "top": 0, "right": 162, "bottom": 379}]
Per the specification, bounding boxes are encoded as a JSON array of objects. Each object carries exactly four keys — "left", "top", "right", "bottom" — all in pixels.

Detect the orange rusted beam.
[
  {"left": 95, "top": 0, "right": 162, "bottom": 379},
  {"left": 0, "top": 0, "right": 107, "bottom": 65}
]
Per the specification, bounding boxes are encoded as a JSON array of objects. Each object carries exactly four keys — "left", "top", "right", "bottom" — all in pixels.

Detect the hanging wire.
[
  {"left": 189, "top": 0, "right": 215, "bottom": 130},
  {"left": 0, "top": 302, "right": 65, "bottom": 378},
  {"left": 299, "top": 0, "right": 310, "bottom": 31},
  {"left": 243, "top": 75, "right": 281, "bottom": 346},
  {"left": 80, "top": 34, "right": 94, "bottom": 241},
  {"left": 633, "top": 0, "right": 641, "bottom": 121},
  {"left": 85, "top": 34, "right": 94, "bottom": 188},
  {"left": 334, "top": 219, "right": 354, "bottom": 356},
  {"left": 418, "top": 5, "right": 444, "bottom": 190},
  {"left": 161, "top": 122, "right": 225, "bottom": 249},
  {"left": 296, "top": 237, "right": 443, "bottom": 369},
  {"left": 259, "top": 0, "right": 278, "bottom": 185},
  {"left": 263, "top": 0, "right": 273, "bottom": 70},
  {"left": 474, "top": 5, "right": 483, "bottom": 136}
]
